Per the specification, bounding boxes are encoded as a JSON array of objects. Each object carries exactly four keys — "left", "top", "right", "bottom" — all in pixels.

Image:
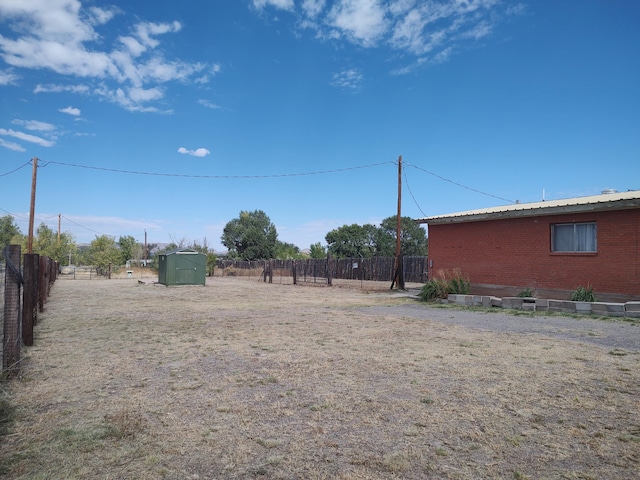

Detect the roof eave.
[{"left": 417, "top": 198, "right": 640, "bottom": 225}]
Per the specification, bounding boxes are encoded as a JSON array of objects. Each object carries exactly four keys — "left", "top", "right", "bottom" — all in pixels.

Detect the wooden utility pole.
[
  {"left": 27, "top": 157, "right": 38, "bottom": 254},
  {"left": 144, "top": 229, "right": 148, "bottom": 266},
  {"left": 58, "top": 214, "right": 61, "bottom": 242},
  {"left": 391, "top": 155, "right": 405, "bottom": 290}
]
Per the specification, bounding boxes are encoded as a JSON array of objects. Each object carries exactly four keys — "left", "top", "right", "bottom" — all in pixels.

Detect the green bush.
[
  {"left": 419, "top": 269, "right": 470, "bottom": 302},
  {"left": 449, "top": 270, "right": 470, "bottom": 295},
  {"left": 571, "top": 284, "right": 597, "bottom": 302},
  {"left": 517, "top": 288, "right": 533, "bottom": 298},
  {"left": 419, "top": 277, "right": 450, "bottom": 301}
]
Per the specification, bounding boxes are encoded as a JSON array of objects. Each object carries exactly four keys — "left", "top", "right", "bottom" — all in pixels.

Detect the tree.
[
  {"left": 221, "top": 210, "right": 278, "bottom": 260},
  {"left": 325, "top": 223, "right": 379, "bottom": 259},
  {"left": 0, "top": 215, "right": 23, "bottom": 261},
  {"left": 309, "top": 242, "right": 326, "bottom": 259},
  {"left": 118, "top": 235, "right": 138, "bottom": 265},
  {"left": 28, "top": 223, "right": 77, "bottom": 265},
  {"left": 274, "top": 241, "right": 304, "bottom": 260},
  {"left": 88, "top": 235, "right": 120, "bottom": 272},
  {"left": 378, "top": 216, "right": 428, "bottom": 257}
]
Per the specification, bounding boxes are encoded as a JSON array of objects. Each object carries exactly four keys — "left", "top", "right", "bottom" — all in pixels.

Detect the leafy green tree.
[
  {"left": 377, "top": 216, "right": 428, "bottom": 257},
  {"left": 0, "top": 215, "right": 23, "bottom": 261},
  {"left": 274, "top": 241, "right": 304, "bottom": 259},
  {"left": 88, "top": 235, "right": 120, "bottom": 271},
  {"left": 325, "top": 223, "right": 379, "bottom": 259},
  {"left": 28, "top": 223, "right": 77, "bottom": 265},
  {"left": 309, "top": 242, "right": 326, "bottom": 259},
  {"left": 221, "top": 210, "right": 278, "bottom": 260},
  {"left": 206, "top": 252, "right": 217, "bottom": 276},
  {"left": 118, "top": 235, "right": 138, "bottom": 265},
  {"left": 188, "top": 238, "right": 210, "bottom": 255}
]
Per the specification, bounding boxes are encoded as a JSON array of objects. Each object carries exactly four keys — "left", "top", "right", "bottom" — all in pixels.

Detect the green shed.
[{"left": 157, "top": 248, "right": 206, "bottom": 286}]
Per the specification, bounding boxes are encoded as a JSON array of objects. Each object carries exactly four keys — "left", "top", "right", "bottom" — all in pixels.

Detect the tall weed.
[{"left": 419, "top": 268, "right": 470, "bottom": 301}]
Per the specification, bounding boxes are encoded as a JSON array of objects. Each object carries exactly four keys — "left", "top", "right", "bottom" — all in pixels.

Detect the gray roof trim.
[{"left": 416, "top": 190, "right": 640, "bottom": 225}]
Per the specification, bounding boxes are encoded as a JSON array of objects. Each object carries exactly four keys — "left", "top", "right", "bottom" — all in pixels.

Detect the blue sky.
[{"left": 1, "top": 0, "right": 638, "bottom": 252}]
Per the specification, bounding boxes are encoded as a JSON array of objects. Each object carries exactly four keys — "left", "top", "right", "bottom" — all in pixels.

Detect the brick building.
[{"left": 416, "top": 190, "right": 640, "bottom": 302}]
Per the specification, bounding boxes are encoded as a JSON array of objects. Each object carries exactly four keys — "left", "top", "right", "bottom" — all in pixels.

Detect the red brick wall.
[{"left": 428, "top": 208, "right": 640, "bottom": 299}]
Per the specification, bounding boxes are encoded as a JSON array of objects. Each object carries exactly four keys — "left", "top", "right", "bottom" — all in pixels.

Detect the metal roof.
[{"left": 416, "top": 190, "right": 640, "bottom": 225}]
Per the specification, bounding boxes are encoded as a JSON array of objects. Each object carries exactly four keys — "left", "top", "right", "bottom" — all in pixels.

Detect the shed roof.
[
  {"left": 161, "top": 248, "right": 203, "bottom": 255},
  {"left": 416, "top": 190, "right": 640, "bottom": 225}
]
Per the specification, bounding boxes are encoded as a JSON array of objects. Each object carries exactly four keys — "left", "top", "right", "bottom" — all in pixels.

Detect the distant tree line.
[
  {"left": 220, "top": 210, "right": 427, "bottom": 261},
  {"left": 1, "top": 209, "right": 428, "bottom": 271}
]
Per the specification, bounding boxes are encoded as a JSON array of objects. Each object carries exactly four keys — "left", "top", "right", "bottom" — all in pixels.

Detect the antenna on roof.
[{"left": 542, "top": 188, "right": 545, "bottom": 202}]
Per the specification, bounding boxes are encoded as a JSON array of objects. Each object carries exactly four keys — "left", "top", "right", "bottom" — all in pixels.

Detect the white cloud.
[
  {"left": 0, "top": 1, "right": 213, "bottom": 111},
  {"left": 34, "top": 83, "right": 90, "bottom": 94},
  {"left": 87, "top": 6, "right": 119, "bottom": 26},
  {"left": 0, "top": 137, "right": 26, "bottom": 152},
  {"left": 128, "top": 86, "right": 163, "bottom": 103},
  {"left": 59, "top": 106, "right": 81, "bottom": 116},
  {"left": 12, "top": 119, "right": 56, "bottom": 131},
  {"left": 0, "top": 128, "right": 55, "bottom": 147},
  {"left": 302, "top": 0, "right": 326, "bottom": 18},
  {"left": 328, "top": 0, "right": 388, "bottom": 47},
  {"left": 253, "top": 0, "right": 517, "bottom": 73},
  {"left": 178, "top": 147, "right": 211, "bottom": 157},
  {"left": 331, "top": 68, "right": 363, "bottom": 90},
  {"left": 253, "top": 0, "right": 295, "bottom": 11},
  {"left": 198, "top": 99, "right": 222, "bottom": 109},
  {"left": 0, "top": 69, "right": 19, "bottom": 85}
]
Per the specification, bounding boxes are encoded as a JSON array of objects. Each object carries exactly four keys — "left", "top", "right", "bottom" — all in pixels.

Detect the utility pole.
[
  {"left": 58, "top": 214, "right": 61, "bottom": 243},
  {"left": 27, "top": 157, "right": 38, "bottom": 254},
  {"left": 391, "top": 155, "right": 405, "bottom": 290},
  {"left": 144, "top": 229, "right": 148, "bottom": 267}
]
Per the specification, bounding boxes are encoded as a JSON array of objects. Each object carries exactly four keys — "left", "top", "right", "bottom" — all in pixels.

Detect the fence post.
[
  {"left": 269, "top": 260, "right": 273, "bottom": 284},
  {"left": 292, "top": 261, "right": 297, "bottom": 285},
  {"left": 22, "top": 253, "right": 38, "bottom": 346},
  {"left": 327, "top": 253, "right": 332, "bottom": 286},
  {"left": 38, "top": 255, "right": 47, "bottom": 312},
  {"left": 3, "top": 245, "right": 22, "bottom": 376}
]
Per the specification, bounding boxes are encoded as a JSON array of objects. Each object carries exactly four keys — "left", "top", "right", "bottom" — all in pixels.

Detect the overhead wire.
[
  {"left": 403, "top": 168, "right": 428, "bottom": 217},
  {"left": 0, "top": 160, "right": 32, "bottom": 177},
  {"left": 60, "top": 215, "right": 109, "bottom": 237},
  {"left": 42, "top": 160, "right": 396, "bottom": 178},
  {"left": 3, "top": 157, "right": 513, "bottom": 235},
  {"left": 405, "top": 162, "right": 515, "bottom": 204}
]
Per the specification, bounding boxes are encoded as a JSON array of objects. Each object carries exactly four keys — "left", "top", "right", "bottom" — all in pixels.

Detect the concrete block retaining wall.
[{"left": 446, "top": 294, "right": 640, "bottom": 318}]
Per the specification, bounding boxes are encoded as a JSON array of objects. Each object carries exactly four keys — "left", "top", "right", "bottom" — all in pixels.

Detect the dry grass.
[{"left": 1, "top": 277, "right": 638, "bottom": 479}]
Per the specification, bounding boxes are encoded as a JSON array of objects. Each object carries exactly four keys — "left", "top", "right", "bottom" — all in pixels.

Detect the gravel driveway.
[{"left": 360, "top": 301, "right": 640, "bottom": 352}]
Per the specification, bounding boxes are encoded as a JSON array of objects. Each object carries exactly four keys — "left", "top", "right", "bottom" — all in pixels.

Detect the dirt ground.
[{"left": 1, "top": 277, "right": 638, "bottom": 479}]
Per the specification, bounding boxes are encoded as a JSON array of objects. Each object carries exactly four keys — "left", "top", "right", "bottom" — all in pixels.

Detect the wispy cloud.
[
  {"left": 178, "top": 147, "right": 211, "bottom": 157},
  {"left": 59, "top": 106, "right": 81, "bottom": 116},
  {"left": 0, "top": 137, "right": 26, "bottom": 152},
  {"left": 253, "top": 0, "right": 295, "bottom": 11},
  {"left": 331, "top": 68, "right": 363, "bottom": 91},
  {"left": 198, "top": 99, "right": 222, "bottom": 110},
  {"left": 0, "top": 69, "right": 19, "bottom": 85},
  {"left": 0, "top": 1, "right": 211, "bottom": 111},
  {"left": 34, "top": 83, "right": 91, "bottom": 94},
  {"left": 327, "top": 0, "right": 388, "bottom": 47},
  {"left": 0, "top": 128, "right": 55, "bottom": 147},
  {"left": 254, "top": 0, "right": 523, "bottom": 74},
  {"left": 12, "top": 119, "right": 56, "bottom": 131}
]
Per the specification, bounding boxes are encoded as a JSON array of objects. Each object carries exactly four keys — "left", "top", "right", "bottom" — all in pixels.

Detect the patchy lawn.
[{"left": 1, "top": 278, "right": 638, "bottom": 479}]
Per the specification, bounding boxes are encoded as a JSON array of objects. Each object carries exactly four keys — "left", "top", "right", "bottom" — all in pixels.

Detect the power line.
[
  {"left": 60, "top": 215, "right": 109, "bottom": 237},
  {"left": 405, "top": 162, "right": 515, "bottom": 204},
  {"left": 43, "top": 160, "right": 396, "bottom": 179},
  {"left": 403, "top": 168, "right": 428, "bottom": 217},
  {"left": 0, "top": 160, "right": 32, "bottom": 177}
]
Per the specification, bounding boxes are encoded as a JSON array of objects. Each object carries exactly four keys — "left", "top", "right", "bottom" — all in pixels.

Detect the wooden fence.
[
  {"left": 215, "top": 256, "right": 428, "bottom": 286},
  {"left": 2, "top": 245, "right": 58, "bottom": 377}
]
